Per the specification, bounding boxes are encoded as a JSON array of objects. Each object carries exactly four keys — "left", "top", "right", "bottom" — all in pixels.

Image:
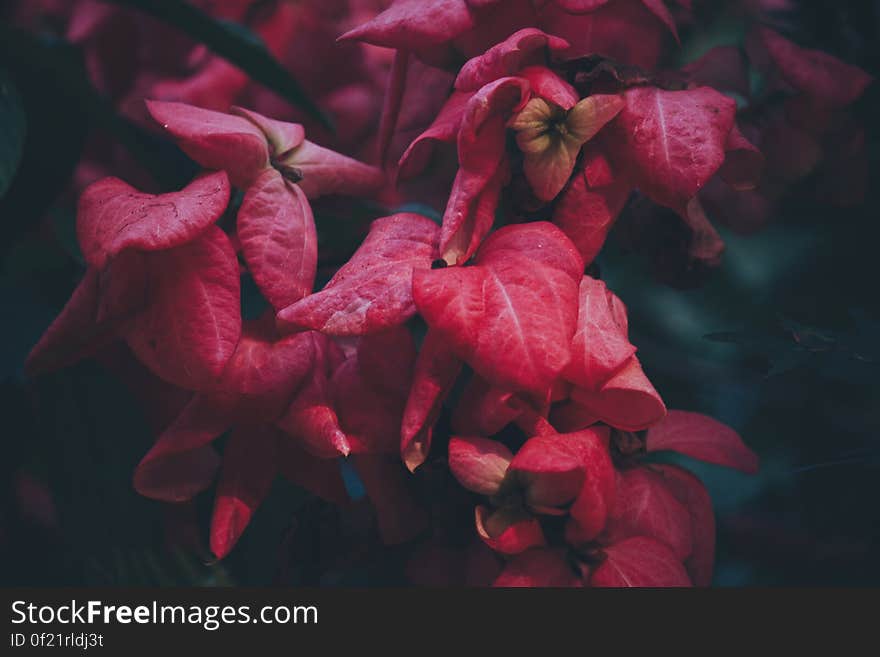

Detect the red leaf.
[
  {"left": 210, "top": 425, "right": 277, "bottom": 559},
  {"left": 237, "top": 168, "right": 316, "bottom": 311},
  {"left": 564, "top": 427, "right": 616, "bottom": 544},
  {"left": 25, "top": 257, "right": 147, "bottom": 376},
  {"left": 569, "top": 356, "right": 666, "bottom": 431},
  {"left": 332, "top": 328, "right": 416, "bottom": 454},
  {"left": 76, "top": 171, "right": 230, "bottom": 269},
  {"left": 603, "top": 467, "right": 693, "bottom": 560},
  {"left": 398, "top": 90, "right": 472, "bottom": 180},
  {"left": 401, "top": 330, "right": 463, "bottom": 471},
  {"left": 124, "top": 226, "right": 242, "bottom": 390},
  {"left": 645, "top": 409, "right": 759, "bottom": 474},
  {"left": 277, "top": 213, "right": 439, "bottom": 335},
  {"left": 133, "top": 393, "right": 234, "bottom": 502},
  {"left": 493, "top": 548, "right": 582, "bottom": 587},
  {"left": 339, "top": 0, "right": 477, "bottom": 54},
  {"left": 146, "top": 100, "right": 270, "bottom": 188},
  {"left": 590, "top": 536, "right": 691, "bottom": 587},
  {"left": 653, "top": 464, "right": 715, "bottom": 586},
  {"left": 448, "top": 436, "right": 513, "bottom": 496},
  {"left": 455, "top": 28, "right": 569, "bottom": 92},
  {"left": 213, "top": 321, "right": 315, "bottom": 420},
  {"left": 275, "top": 140, "right": 385, "bottom": 200},
  {"left": 754, "top": 27, "right": 873, "bottom": 108},
  {"left": 517, "top": 65, "right": 579, "bottom": 110},
  {"left": 681, "top": 45, "right": 751, "bottom": 98},
  {"left": 231, "top": 106, "right": 305, "bottom": 157},
  {"left": 475, "top": 506, "right": 546, "bottom": 555},
  {"left": 451, "top": 375, "right": 525, "bottom": 436},
  {"left": 563, "top": 276, "right": 637, "bottom": 391},
  {"left": 276, "top": 333, "right": 350, "bottom": 459},
  {"left": 415, "top": 222, "right": 583, "bottom": 394},
  {"left": 537, "top": 0, "right": 673, "bottom": 70},
  {"left": 605, "top": 86, "right": 736, "bottom": 212},
  {"left": 718, "top": 125, "right": 764, "bottom": 192},
  {"left": 439, "top": 77, "right": 530, "bottom": 264},
  {"left": 507, "top": 433, "right": 589, "bottom": 510},
  {"left": 552, "top": 151, "right": 631, "bottom": 265}
]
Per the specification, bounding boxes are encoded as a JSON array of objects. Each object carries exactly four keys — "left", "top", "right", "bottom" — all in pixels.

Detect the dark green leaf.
[
  {"left": 104, "top": 0, "right": 332, "bottom": 130},
  {"left": 0, "top": 68, "right": 25, "bottom": 199}
]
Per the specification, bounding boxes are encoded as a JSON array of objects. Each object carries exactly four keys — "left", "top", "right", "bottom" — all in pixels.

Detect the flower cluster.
[{"left": 25, "top": 0, "right": 873, "bottom": 586}]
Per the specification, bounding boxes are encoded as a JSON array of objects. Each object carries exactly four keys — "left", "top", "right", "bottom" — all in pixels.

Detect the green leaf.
[
  {"left": 104, "top": 0, "right": 332, "bottom": 130},
  {"left": 0, "top": 68, "right": 25, "bottom": 199}
]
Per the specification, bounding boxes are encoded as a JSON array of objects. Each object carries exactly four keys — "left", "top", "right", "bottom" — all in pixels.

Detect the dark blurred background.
[{"left": 1, "top": 0, "right": 879, "bottom": 586}]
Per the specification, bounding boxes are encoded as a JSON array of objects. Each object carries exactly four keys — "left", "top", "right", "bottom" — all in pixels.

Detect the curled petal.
[
  {"left": 146, "top": 100, "right": 269, "bottom": 188},
  {"left": 455, "top": 28, "right": 569, "bottom": 91},
  {"left": 563, "top": 276, "right": 636, "bottom": 390},
  {"left": 76, "top": 171, "right": 230, "bottom": 269},
  {"left": 440, "top": 77, "right": 530, "bottom": 264},
  {"left": 398, "top": 90, "right": 472, "bottom": 180},
  {"left": 448, "top": 436, "right": 513, "bottom": 496},
  {"left": 276, "top": 333, "right": 350, "bottom": 459},
  {"left": 401, "top": 330, "right": 463, "bottom": 471},
  {"left": 231, "top": 106, "right": 305, "bottom": 157},
  {"left": 507, "top": 433, "right": 589, "bottom": 510},
  {"left": 475, "top": 506, "right": 546, "bottom": 555},
  {"left": 569, "top": 356, "right": 666, "bottom": 432}
]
